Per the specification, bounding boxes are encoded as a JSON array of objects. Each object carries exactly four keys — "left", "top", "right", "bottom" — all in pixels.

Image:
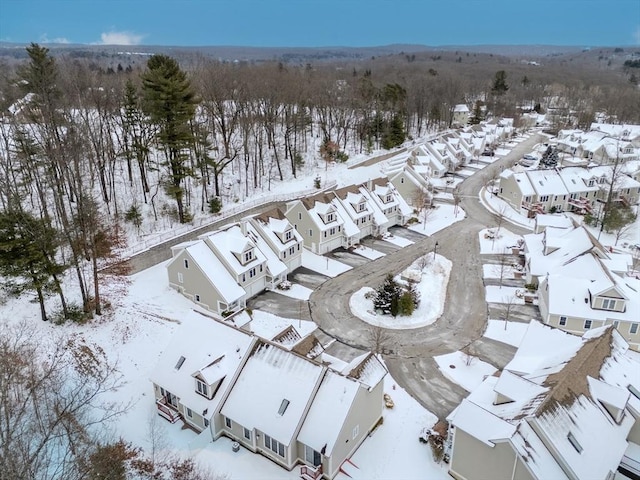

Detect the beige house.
[
  {"left": 452, "top": 104, "right": 470, "bottom": 127},
  {"left": 360, "top": 177, "right": 411, "bottom": 235},
  {"left": 285, "top": 193, "right": 346, "bottom": 254},
  {"left": 331, "top": 185, "right": 376, "bottom": 246},
  {"left": 447, "top": 321, "right": 640, "bottom": 480},
  {"left": 151, "top": 310, "right": 387, "bottom": 480},
  {"left": 387, "top": 165, "right": 431, "bottom": 208}
]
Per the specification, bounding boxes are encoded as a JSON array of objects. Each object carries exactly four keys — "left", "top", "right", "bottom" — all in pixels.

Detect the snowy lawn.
[
  {"left": 407, "top": 204, "right": 466, "bottom": 236},
  {"left": 302, "top": 248, "right": 352, "bottom": 277},
  {"left": 270, "top": 282, "right": 313, "bottom": 300},
  {"left": 430, "top": 176, "right": 463, "bottom": 190},
  {"left": 434, "top": 351, "right": 497, "bottom": 392},
  {"left": 478, "top": 227, "right": 523, "bottom": 254},
  {"left": 483, "top": 319, "right": 530, "bottom": 348},
  {"left": 482, "top": 263, "right": 518, "bottom": 279},
  {"left": 485, "top": 286, "right": 536, "bottom": 305},
  {"left": 349, "top": 254, "right": 452, "bottom": 329},
  {"left": 494, "top": 147, "right": 511, "bottom": 156},
  {"left": 381, "top": 232, "right": 414, "bottom": 247},
  {"left": 352, "top": 244, "right": 386, "bottom": 260},
  {"left": 457, "top": 168, "right": 478, "bottom": 177}
]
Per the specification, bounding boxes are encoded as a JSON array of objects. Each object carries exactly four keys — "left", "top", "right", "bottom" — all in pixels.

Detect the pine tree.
[
  {"left": 0, "top": 210, "right": 67, "bottom": 321},
  {"left": 373, "top": 274, "right": 402, "bottom": 316},
  {"left": 141, "top": 55, "right": 197, "bottom": 223},
  {"left": 469, "top": 101, "right": 484, "bottom": 125},
  {"left": 491, "top": 70, "right": 509, "bottom": 95}
]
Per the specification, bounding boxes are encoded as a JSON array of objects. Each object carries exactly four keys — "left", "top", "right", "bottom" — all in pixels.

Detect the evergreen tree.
[
  {"left": 141, "top": 55, "right": 197, "bottom": 223},
  {"left": 469, "top": 101, "right": 484, "bottom": 125},
  {"left": 491, "top": 70, "right": 509, "bottom": 95},
  {"left": 0, "top": 210, "right": 66, "bottom": 321},
  {"left": 382, "top": 114, "right": 406, "bottom": 149},
  {"left": 398, "top": 291, "right": 415, "bottom": 316},
  {"left": 373, "top": 274, "right": 402, "bottom": 316}
]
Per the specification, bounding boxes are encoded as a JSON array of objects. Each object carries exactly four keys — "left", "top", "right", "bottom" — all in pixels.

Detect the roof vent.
[
  {"left": 175, "top": 356, "right": 186, "bottom": 370},
  {"left": 278, "top": 399, "right": 290, "bottom": 416}
]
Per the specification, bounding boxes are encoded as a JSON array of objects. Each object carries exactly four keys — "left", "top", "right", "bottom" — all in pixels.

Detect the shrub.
[
  {"left": 208, "top": 197, "right": 222, "bottom": 214},
  {"left": 124, "top": 205, "right": 142, "bottom": 228},
  {"left": 314, "top": 176, "right": 321, "bottom": 189}
]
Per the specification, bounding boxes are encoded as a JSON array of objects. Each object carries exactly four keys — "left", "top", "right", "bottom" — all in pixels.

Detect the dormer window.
[
  {"left": 326, "top": 213, "right": 334, "bottom": 222},
  {"left": 602, "top": 299, "right": 616, "bottom": 310},
  {"left": 284, "top": 229, "right": 292, "bottom": 241},
  {"left": 196, "top": 379, "right": 209, "bottom": 398},
  {"left": 588, "top": 179, "right": 594, "bottom": 187},
  {"left": 244, "top": 250, "right": 254, "bottom": 263},
  {"left": 386, "top": 194, "right": 392, "bottom": 203},
  {"left": 358, "top": 202, "right": 366, "bottom": 212}
]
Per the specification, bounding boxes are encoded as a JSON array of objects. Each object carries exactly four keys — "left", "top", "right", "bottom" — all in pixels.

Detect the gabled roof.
[
  {"left": 200, "top": 225, "right": 267, "bottom": 275},
  {"left": 341, "top": 352, "right": 387, "bottom": 390},
  {"left": 150, "top": 311, "right": 255, "bottom": 418},
  {"left": 220, "top": 341, "right": 325, "bottom": 445}
]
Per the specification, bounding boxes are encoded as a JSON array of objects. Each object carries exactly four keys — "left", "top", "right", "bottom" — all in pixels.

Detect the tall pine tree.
[{"left": 141, "top": 55, "right": 197, "bottom": 223}]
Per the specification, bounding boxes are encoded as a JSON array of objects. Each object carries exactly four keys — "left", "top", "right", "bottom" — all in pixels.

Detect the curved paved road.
[{"left": 309, "top": 134, "right": 543, "bottom": 419}]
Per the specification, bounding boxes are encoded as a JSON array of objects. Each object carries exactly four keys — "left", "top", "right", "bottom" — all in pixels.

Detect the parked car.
[
  {"left": 481, "top": 150, "right": 495, "bottom": 156},
  {"left": 523, "top": 154, "right": 536, "bottom": 161}
]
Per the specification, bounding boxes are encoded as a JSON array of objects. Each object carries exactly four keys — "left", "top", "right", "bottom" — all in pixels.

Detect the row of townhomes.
[
  {"left": 556, "top": 123, "right": 640, "bottom": 165},
  {"left": 151, "top": 311, "right": 387, "bottom": 480},
  {"left": 167, "top": 178, "right": 413, "bottom": 314},
  {"left": 447, "top": 320, "right": 640, "bottom": 480},
  {"left": 499, "top": 164, "right": 640, "bottom": 216},
  {"left": 520, "top": 218, "right": 640, "bottom": 351}
]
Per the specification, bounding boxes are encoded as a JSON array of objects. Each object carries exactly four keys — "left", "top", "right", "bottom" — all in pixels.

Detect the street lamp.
[{"left": 433, "top": 241, "right": 439, "bottom": 259}]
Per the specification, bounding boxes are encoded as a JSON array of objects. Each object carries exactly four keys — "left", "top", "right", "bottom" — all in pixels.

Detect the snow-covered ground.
[
  {"left": 381, "top": 232, "right": 414, "bottom": 247},
  {"left": 301, "top": 249, "right": 352, "bottom": 277},
  {"left": 479, "top": 187, "right": 535, "bottom": 230},
  {"left": 482, "top": 263, "right": 518, "bottom": 279},
  {"left": 485, "top": 285, "right": 532, "bottom": 305},
  {"left": 433, "top": 351, "right": 497, "bottom": 392},
  {"left": 270, "top": 283, "right": 313, "bottom": 300},
  {"left": 349, "top": 254, "right": 452, "bottom": 329},
  {"left": 478, "top": 227, "right": 523, "bottom": 254},
  {"left": 407, "top": 204, "right": 466, "bottom": 236},
  {"left": 353, "top": 244, "right": 386, "bottom": 260},
  {"left": 483, "top": 319, "right": 530, "bottom": 347}
]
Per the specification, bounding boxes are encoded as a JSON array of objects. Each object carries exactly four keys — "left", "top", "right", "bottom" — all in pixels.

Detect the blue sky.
[{"left": 1, "top": 0, "right": 639, "bottom": 47}]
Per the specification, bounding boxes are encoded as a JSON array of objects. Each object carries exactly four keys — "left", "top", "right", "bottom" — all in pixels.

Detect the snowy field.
[
  {"left": 349, "top": 254, "right": 452, "bottom": 329},
  {"left": 302, "top": 249, "right": 352, "bottom": 277},
  {"left": 483, "top": 319, "right": 530, "bottom": 347},
  {"left": 434, "top": 351, "right": 497, "bottom": 392},
  {"left": 407, "top": 204, "right": 466, "bottom": 236},
  {"left": 478, "top": 227, "right": 523, "bottom": 254},
  {"left": 482, "top": 263, "right": 518, "bottom": 279}
]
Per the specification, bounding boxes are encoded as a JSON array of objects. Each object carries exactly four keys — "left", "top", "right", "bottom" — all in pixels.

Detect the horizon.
[{"left": 1, "top": 0, "right": 639, "bottom": 48}]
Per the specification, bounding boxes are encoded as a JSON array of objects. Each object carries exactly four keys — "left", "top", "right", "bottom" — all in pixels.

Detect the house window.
[
  {"left": 559, "top": 316, "right": 567, "bottom": 326},
  {"left": 196, "top": 380, "right": 209, "bottom": 397},
  {"left": 386, "top": 195, "right": 392, "bottom": 203},
  {"left": 540, "top": 195, "right": 549, "bottom": 202},
  {"left": 358, "top": 203, "right": 365, "bottom": 212},
  {"left": 602, "top": 299, "right": 616, "bottom": 310},
  {"left": 400, "top": 178, "right": 404, "bottom": 183},
  {"left": 285, "top": 230, "right": 292, "bottom": 241},
  {"left": 244, "top": 428, "right": 252, "bottom": 440},
  {"left": 352, "top": 425, "right": 359, "bottom": 439},
  {"left": 195, "top": 294, "right": 200, "bottom": 302},
  {"left": 567, "top": 432, "right": 583, "bottom": 453},
  {"left": 204, "top": 418, "right": 209, "bottom": 428},
  {"left": 249, "top": 267, "right": 256, "bottom": 278},
  {"left": 225, "top": 417, "right": 232, "bottom": 429},
  {"left": 330, "top": 227, "right": 336, "bottom": 235},
  {"left": 244, "top": 250, "right": 254, "bottom": 263},
  {"left": 289, "top": 246, "right": 295, "bottom": 255},
  {"left": 186, "top": 408, "right": 192, "bottom": 418},
  {"left": 613, "top": 321, "right": 619, "bottom": 330},
  {"left": 584, "top": 319, "right": 592, "bottom": 329},
  {"left": 283, "top": 251, "right": 287, "bottom": 258},
  {"left": 323, "top": 231, "right": 327, "bottom": 238},
  {"left": 177, "top": 272, "right": 183, "bottom": 284},
  {"left": 309, "top": 229, "right": 313, "bottom": 237},
  {"left": 242, "top": 273, "right": 246, "bottom": 282},
  {"left": 264, "top": 434, "right": 285, "bottom": 457},
  {"left": 297, "top": 243, "right": 300, "bottom": 251},
  {"left": 631, "top": 323, "right": 639, "bottom": 335},
  {"left": 298, "top": 212, "right": 302, "bottom": 220},
  {"left": 184, "top": 259, "right": 189, "bottom": 269},
  {"left": 304, "top": 445, "right": 322, "bottom": 466},
  {"left": 326, "top": 213, "right": 334, "bottom": 222}
]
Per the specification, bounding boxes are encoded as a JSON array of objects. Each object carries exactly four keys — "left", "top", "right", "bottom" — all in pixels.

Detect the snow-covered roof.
[
  {"left": 535, "top": 214, "right": 573, "bottom": 230},
  {"left": 298, "top": 371, "right": 361, "bottom": 456},
  {"left": 526, "top": 170, "right": 568, "bottom": 197},
  {"left": 200, "top": 225, "right": 267, "bottom": 276},
  {"left": 150, "top": 311, "right": 255, "bottom": 418},
  {"left": 454, "top": 104, "right": 470, "bottom": 113},
  {"left": 341, "top": 352, "right": 387, "bottom": 389},
  {"left": 181, "top": 242, "right": 246, "bottom": 303},
  {"left": 449, "top": 322, "right": 640, "bottom": 480},
  {"left": 251, "top": 208, "right": 303, "bottom": 254},
  {"left": 221, "top": 342, "right": 324, "bottom": 445},
  {"left": 245, "top": 222, "right": 287, "bottom": 278}
]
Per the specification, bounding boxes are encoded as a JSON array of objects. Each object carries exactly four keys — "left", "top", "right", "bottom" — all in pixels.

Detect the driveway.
[{"left": 309, "top": 133, "right": 543, "bottom": 419}]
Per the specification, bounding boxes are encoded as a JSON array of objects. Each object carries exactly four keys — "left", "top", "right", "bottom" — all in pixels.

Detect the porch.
[
  {"left": 156, "top": 397, "right": 181, "bottom": 423},
  {"left": 300, "top": 464, "right": 322, "bottom": 480}
]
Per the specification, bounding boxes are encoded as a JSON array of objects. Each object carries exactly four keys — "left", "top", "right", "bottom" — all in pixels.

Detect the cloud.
[
  {"left": 39, "top": 34, "right": 70, "bottom": 44},
  {"left": 98, "top": 31, "right": 144, "bottom": 46}
]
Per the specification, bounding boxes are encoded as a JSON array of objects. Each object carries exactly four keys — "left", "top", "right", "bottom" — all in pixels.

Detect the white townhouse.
[{"left": 331, "top": 185, "right": 376, "bottom": 246}]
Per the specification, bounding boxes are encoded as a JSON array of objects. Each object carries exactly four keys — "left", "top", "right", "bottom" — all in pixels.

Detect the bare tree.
[
  {"left": 500, "top": 295, "right": 517, "bottom": 330},
  {"left": 493, "top": 249, "right": 510, "bottom": 289},
  {"left": 413, "top": 187, "right": 434, "bottom": 230},
  {"left": 367, "top": 325, "right": 393, "bottom": 355},
  {"left": 0, "top": 322, "right": 127, "bottom": 480}
]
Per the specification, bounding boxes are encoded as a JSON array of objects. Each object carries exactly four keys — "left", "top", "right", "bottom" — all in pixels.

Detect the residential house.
[
  {"left": 331, "top": 185, "right": 376, "bottom": 246},
  {"left": 387, "top": 164, "right": 431, "bottom": 207},
  {"left": 249, "top": 208, "right": 304, "bottom": 276},
  {"left": 285, "top": 193, "right": 346, "bottom": 254},
  {"left": 452, "top": 104, "right": 470, "bottom": 127},
  {"left": 447, "top": 321, "right": 640, "bottom": 480},
  {"left": 360, "top": 177, "right": 411, "bottom": 235},
  {"left": 152, "top": 311, "right": 387, "bottom": 480}
]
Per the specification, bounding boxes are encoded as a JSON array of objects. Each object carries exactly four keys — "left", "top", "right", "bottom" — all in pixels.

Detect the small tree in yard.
[{"left": 373, "top": 274, "right": 402, "bottom": 316}]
